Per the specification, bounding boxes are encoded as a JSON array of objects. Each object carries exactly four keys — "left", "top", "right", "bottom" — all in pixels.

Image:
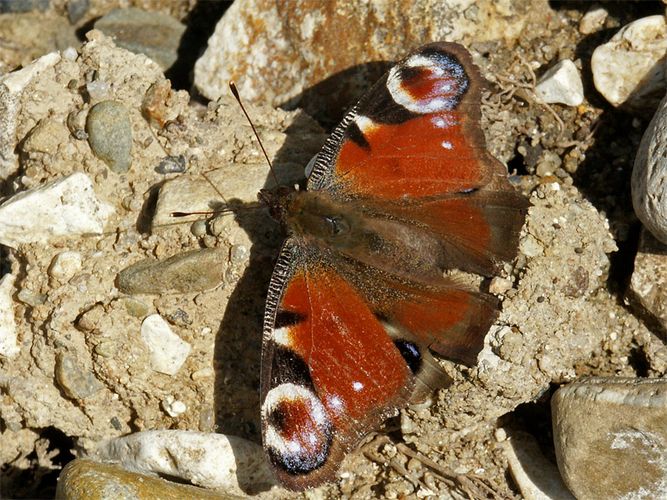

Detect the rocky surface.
[
  {"left": 552, "top": 377, "right": 667, "bottom": 499},
  {"left": 0, "top": 1, "right": 666, "bottom": 499}
]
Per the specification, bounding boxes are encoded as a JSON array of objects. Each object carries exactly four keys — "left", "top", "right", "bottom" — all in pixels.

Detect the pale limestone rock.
[
  {"left": 0, "top": 172, "right": 114, "bottom": 248},
  {"left": 535, "top": 60, "right": 584, "bottom": 107},
  {"left": 140, "top": 314, "right": 191, "bottom": 375},
  {"left": 592, "top": 15, "right": 667, "bottom": 112},
  {"left": 95, "top": 430, "right": 276, "bottom": 495},
  {"left": 578, "top": 5, "right": 608, "bottom": 34}
]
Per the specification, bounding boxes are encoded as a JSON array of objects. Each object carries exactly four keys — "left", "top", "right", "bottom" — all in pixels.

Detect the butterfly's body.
[
  {"left": 268, "top": 189, "right": 450, "bottom": 283},
  {"left": 257, "top": 42, "right": 528, "bottom": 490}
]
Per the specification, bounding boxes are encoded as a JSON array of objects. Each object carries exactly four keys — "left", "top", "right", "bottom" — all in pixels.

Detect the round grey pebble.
[
  {"left": 190, "top": 220, "right": 207, "bottom": 237},
  {"left": 86, "top": 100, "right": 133, "bottom": 173}
]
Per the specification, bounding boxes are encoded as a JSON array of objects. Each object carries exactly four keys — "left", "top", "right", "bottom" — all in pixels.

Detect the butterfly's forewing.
[
  {"left": 308, "top": 42, "right": 527, "bottom": 276},
  {"left": 261, "top": 242, "right": 413, "bottom": 490}
]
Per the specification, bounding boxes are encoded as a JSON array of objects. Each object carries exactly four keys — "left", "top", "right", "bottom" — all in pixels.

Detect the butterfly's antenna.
[{"left": 229, "top": 81, "right": 280, "bottom": 187}]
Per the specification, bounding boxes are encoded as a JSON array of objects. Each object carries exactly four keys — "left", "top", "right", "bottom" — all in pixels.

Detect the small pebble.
[
  {"left": 579, "top": 5, "right": 608, "bottom": 34},
  {"left": 16, "top": 289, "right": 46, "bottom": 306},
  {"left": 66, "top": 0, "right": 89, "bottom": 23},
  {"left": 156, "top": 155, "right": 186, "bottom": 174},
  {"left": 117, "top": 248, "right": 226, "bottom": 295},
  {"left": 48, "top": 251, "right": 82, "bottom": 281},
  {"left": 535, "top": 59, "right": 584, "bottom": 107},
  {"left": 140, "top": 314, "right": 191, "bottom": 375},
  {"left": 55, "top": 352, "right": 104, "bottom": 400},
  {"left": 62, "top": 46, "right": 79, "bottom": 61},
  {"left": 229, "top": 244, "right": 248, "bottom": 263},
  {"left": 86, "top": 100, "right": 133, "bottom": 173},
  {"left": 162, "top": 396, "right": 187, "bottom": 417},
  {"left": 489, "top": 277, "right": 512, "bottom": 295},
  {"left": 86, "top": 80, "right": 110, "bottom": 101},
  {"left": 0, "top": 0, "right": 48, "bottom": 13},
  {"left": 190, "top": 219, "right": 207, "bottom": 237}
]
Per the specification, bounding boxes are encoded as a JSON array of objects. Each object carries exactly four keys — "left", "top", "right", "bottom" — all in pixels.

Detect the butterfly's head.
[{"left": 258, "top": 185, "right": 297, "bottom": 225}]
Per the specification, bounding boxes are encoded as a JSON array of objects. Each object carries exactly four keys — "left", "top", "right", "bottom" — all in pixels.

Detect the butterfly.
[{"left": 257, "top": 42, "right": 528, "bottom": 490}]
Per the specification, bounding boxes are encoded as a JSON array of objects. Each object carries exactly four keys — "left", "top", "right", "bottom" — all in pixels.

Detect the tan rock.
[
  {"left": 552, "top": 377, "right": 667, "bottom": 499},
  {"left": 194, "top": 0, "right": 549, "bottom": 122},
  {"left": 56, "top": 458, "right": 228, "bottom": 500}
]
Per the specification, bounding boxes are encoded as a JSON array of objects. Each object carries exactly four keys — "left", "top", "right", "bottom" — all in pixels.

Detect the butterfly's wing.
[
  {"left": 261, "top": 240, "right": 414, "bottom": 490},
  {"left": 308, "top": 41, "right": 527, "bottom": 276}
]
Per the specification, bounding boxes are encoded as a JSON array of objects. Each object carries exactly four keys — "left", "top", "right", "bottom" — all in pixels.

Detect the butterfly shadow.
[
  {"left": 210, "top": 118, "right": 328, "bottom": 493},
  {"left": 211, "top": 60, "right": 398, "bottom": 492}
]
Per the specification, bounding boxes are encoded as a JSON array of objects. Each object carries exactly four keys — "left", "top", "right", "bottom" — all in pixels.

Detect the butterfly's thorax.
[{"left": 280, "top": 190, "right": 449, "bottom": 283}]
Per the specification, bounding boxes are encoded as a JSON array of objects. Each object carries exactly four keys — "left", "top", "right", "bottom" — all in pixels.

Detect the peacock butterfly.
[{"left": 257, "top": 42, "right": 528, "bottom": 490}]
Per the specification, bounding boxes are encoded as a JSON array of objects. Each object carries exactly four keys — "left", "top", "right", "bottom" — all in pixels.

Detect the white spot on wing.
[
  {"left": 354, "top": 114, "right": 376, "bottom": 134},
  {"left": 272, "top": 326, "right": 291, "bottom": 346},
  {"left": 352, "top": 381, "right": 364, "bottom": 391},
  {"left": 441, "top": 141, "right": 453, "bottom": 150}
]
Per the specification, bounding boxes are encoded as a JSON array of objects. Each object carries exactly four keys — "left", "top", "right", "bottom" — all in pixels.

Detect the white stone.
[
  {"left": 501, "top": 432, "right": 575, "bottom": 500},
  {"left": 579, "top": 5, "right": 608, "bottom": 35},
  {"left": 48, "top": 251, "right": 82, "bottom": 281},
  {"left": 0, "top": 172, "right": 114, "bottom": 248},
  {"left": 502, "top": 430, "right": 575, "bottom": 500},
  {"left": 592, "top": 15, "right": 667, "bottom": 111},
  {"left": 161, "top": 395, "right": 187, "bottom": 417},
  {"left": 633, "top": 92, "right": 667, "bottom": 244},
  {"left": 95, "top": 430, "right": 276, "bottom": 495},
  {"left": 140, "top": 314, "right": 191, "bottom": 375},
  {"left": 0, "top": 52, "right": 61, "bottom": 180},
  {"left": 62, "top": 47, "right": 78, "bottom": 61},
  {"left": 0, "top": 274, "right": 19, "bottom": 358},
  {"left": 535, "top": 60, "right": 584, "bottom": 107},
  {"left": 1, "top": 52, "right": 61, "bottom": 94}
]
